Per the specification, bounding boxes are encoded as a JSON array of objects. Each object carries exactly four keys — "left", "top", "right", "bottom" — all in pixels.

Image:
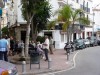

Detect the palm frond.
[
  {"left": 78, "top": 17, "right": 90, "bottom": 25},
  {"left": 47, "top": 21, "right": 56, "bottom": 30}
]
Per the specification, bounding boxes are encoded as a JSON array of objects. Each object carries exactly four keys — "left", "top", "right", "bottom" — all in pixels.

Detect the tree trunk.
[
  {"left": 72, "top": 23, "right": 75, "bottom": 41},
  {"left": 25, "top": 14, "right": 34, "bottom": 57},
  {"left": 25, "top": 23, "right": 30, "bottom": 57},
  {"left": 69, "top": 26, "right": 72, "bottom": 42},
  {"left": 32, "top": 34, "right": 37, "bottom": 42},
  {"left": 31, "top": 20, "right": 34, "bottom": 40},
  {"left": 31, "top": 23, "right": 38, "bottom": 42},
  {"left": 67, "top": 28, "right": 70, "bottom": 43}
]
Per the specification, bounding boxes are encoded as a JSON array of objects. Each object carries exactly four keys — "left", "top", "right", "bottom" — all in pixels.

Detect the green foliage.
[
  {"left": 21, "top": 0, "right": 51, "bottom": 56},
  {"left": 57, "top": 4, "right": 72, "bottom": 31},
  {"left": 47, "top": 21, "right": 56, "bottom": 30},
  {"left": 58, "top": 5, "right": 72, "bottom": 22},
  {"left": 21, "top": 0, "right": 51, "bottom": 33},
  {"left": 1, "top": 26, "right": 9, "bottom": 36},
  {"left": 78, "top": 17, "right": 90, "bottom": 25},
  {"left": 36, "top": 36, "right": 45, "bottom": 43},
  {"left": 32, "top": 0, "right": 51, "bottom": 33}
]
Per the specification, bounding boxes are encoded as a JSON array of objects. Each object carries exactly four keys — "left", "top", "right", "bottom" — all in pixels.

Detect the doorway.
[
  {"left": 73, "top": 33, "right": 76, "bottom": 40},
  {"left": 44, "top": 32, "right": 52, "bottom": 38},
  {"left": 21, "top": 31, "right": 26, "bottom": 43}
]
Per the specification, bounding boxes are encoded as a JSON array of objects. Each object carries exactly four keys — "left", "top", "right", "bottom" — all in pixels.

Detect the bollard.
[
  {"left": 48, "top": 58, "right": 52, "bottom": 69},
  {"left": 22, "top": 46, "right": 25, "bottom": 57},
  {"left": 22, "top": 61, "right": 26, "bottom": 74},
  {"left": 21, "top": 42, "right": 25, "bottom": 57},
  {"left": 67, "top": 53, "right": 69, "bottom": 61}
]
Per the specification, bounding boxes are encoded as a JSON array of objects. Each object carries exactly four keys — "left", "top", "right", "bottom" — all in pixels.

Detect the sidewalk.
[{"left": 9, "top": 49, "right": 77, "bottom": 75}]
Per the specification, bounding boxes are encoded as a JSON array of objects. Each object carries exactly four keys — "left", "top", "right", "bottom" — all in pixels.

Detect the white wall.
[
  {"left": 85, "top": 27, "right": 92, "bottom": 38},
  {"left": 92, "top": 0, "right": 100, "bottom": 31},
  {"left": 6, "top": 0, "right": 27, "bottom": 26},
  {"left": 17, "top": 0, "right": 27, "bottom": 24}
]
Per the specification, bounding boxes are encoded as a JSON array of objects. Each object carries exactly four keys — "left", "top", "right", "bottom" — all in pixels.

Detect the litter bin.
[{"left": 29, "top": 51, "right": 41, "bottom": 69}]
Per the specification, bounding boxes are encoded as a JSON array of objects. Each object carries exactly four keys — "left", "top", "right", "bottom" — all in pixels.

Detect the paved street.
[
  {"left": 53, "top": 46, "right": 100, "bottom": 75},
  {"left": 9, "top": 49, "right": 77, "bottom": 75},
  {"left": 9, "top": 46, "right": 100, "bottom": 75}
]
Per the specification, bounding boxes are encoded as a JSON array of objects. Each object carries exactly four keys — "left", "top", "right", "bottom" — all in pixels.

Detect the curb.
[
  {"left": 18, "top": 50, "right": 80, "bottom": 75},
  {"left": 36, "top": 51, "right": 80, "bottom": 75}
]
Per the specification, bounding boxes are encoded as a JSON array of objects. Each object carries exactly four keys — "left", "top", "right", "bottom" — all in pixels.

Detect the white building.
[
  {"left": 5, "top": 0, "right": 27, "bottom": 41},
  {"left": 4, "top": 0, "right": 100, "bottom": 49},
  {"left": 39, "top": 0, "right": 94, "bottom": 49}
]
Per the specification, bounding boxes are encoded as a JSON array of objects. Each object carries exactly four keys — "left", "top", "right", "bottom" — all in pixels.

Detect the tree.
[
  {"left": 56, "top": 4, "right": 90, "bottom": 42},
  {"left": 71, "top": 9, "right": 90, "bottom": 40},
  {"left": 31, "top": 0, "right": 51, "bottom": 41},
  {"left": 57, "top": 5, "right": 72, "bottom": 42},
  {"left": 47, "top": 21, "right": 56, "bottom": 30},
  {"left": 21, "top": 0, "right": 51, "bottom": 56},
  {"left": 1, "top": 26, "right": 9, "bottom": 36}
]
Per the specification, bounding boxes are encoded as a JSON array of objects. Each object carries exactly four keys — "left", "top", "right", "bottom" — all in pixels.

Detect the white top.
[{"left": 43, "top": 38, "right": 49, "bottom": 50}]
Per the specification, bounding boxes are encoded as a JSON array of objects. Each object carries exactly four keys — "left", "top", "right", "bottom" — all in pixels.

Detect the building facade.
[{"left": 4, "top": 0, "right": 100, "bottom": 49}]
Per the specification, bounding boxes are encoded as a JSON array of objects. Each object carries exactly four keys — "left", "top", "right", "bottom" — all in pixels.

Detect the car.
[
  {"left": 97, "top": 39, "right": 100, "bottom": 45},
  {"left": 83, "top": 39, "right": 90, "bottom": 47},
  {"left": 87, "top": 36, "right": 98, "bottom": 46},
  {"left": 74, "top": 39, "right": 85, "bottom": 50},
  {"left": 0, "top": 60, "right": 18, "bottom": 75}
]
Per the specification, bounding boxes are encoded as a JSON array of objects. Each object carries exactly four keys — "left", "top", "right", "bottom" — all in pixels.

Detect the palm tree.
[
  {"left": 57, "top": 5, "right": 72, "bottom": 42},
  {"left": 71, "top": 9, "right": 90, "bottom": 40},
  {"left": 56, "top": 5, "right": 90, "bottom": 42},
  {"left": 47, "top": 21, "right": 56, "bottom": 30}
]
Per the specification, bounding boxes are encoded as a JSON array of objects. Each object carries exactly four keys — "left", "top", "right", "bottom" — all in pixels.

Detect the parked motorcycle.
[
  {"left": 64, "top": 43, "right": 71, "bottom": 54},
  {"left": 64, "top": 42, "right": 72, "bottom": 60}
]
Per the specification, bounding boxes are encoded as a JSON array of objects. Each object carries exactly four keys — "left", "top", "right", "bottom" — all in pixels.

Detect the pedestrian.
[
  {"left": 14, "top": 40, "right": 19, "bottom": 54},
  {"left": 49, "top": 36, "right": 54, "bottom": 54},
  {"left": 43, "top": 35, "right": 49, "bottom": 61},
  {"left": 36, "top": 41, "right": 44, "bottom": 57},
  {"left": 31, "top": 40, "right": 36, "bottom": 48},
  {"left": 0, "top": 35, "right": 10, "bottom": 61},
  {"left": 17, "top": 40, "right": 23, "bottom": 54},
  {"left": 10, "top": 36, "right": 14, "bottom": 55},
  {"left": 29, "top": 41, "right": 35, "bottom": 50}
]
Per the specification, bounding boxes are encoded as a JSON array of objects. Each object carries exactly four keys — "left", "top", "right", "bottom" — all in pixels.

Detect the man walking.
[
  {"left": 0, "top": 35, "right": 10, "bottom": 61},
  {"left": 43, "top": 35, "right": 49, "bottom": 61}
]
